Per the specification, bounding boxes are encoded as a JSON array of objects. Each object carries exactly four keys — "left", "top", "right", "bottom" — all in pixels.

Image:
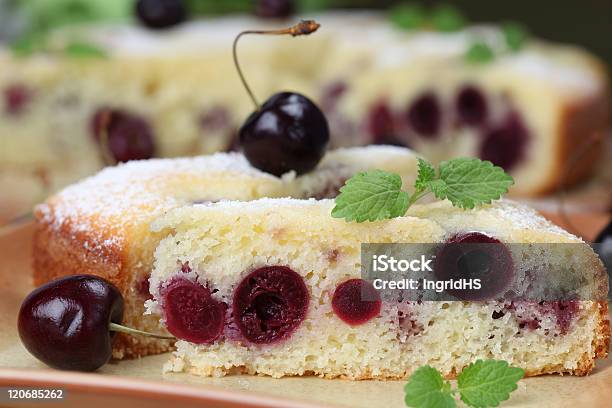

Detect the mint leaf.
[
  {"left": 428, "top": 179, "right": 448, "bottom": 199},
  {"left": 465, "top": 42, "right": 495, "bottom": 64},
  {"left": 404, "top": 365, "right": 456, "bottom": 408},
  {"left": 458, "top": 360, "right": 524, "bottom": 407},
  {"left": 25, "top": 0, "right": 131, "bottom": 31},
  {"left": 415, "top": 158, "right": 436, "bottom": 191},
  {"left": 438, "top": 158, "right": 514, "bottom": 209},
  {"left": 331, "top": 170, "right": 409, "bottom": 222},
  {"left": 389, "top": 3, "right": 427, "bottom": 30},
  {"left": 502, "top": 22, "right": 529, "bottom": 52},
  {"left": 64, "top": 42, "right": 108, "bottom": 58},
  {"left": 11, "top": 33, "right": 48, "bottom": 57},
  {"left": 431, "top": 5, "right": 466, "bottom": 32},
  {"left": 332, "top": 158, "right": 513, "bottom": 222}
]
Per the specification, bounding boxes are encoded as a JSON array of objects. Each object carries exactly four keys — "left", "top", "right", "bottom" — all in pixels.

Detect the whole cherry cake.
[
  {"left": 147, "top": 199, "right": 608, "bottom": 379},
  {"left": 24, "top": 12, "right": 609, "bottom": 381},
  {"left": 1, "top": 13, "right": 609, "bottom": 220}
]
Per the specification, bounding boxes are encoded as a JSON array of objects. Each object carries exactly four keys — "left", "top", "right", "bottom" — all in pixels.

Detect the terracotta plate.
[{"left": 0, "top": 223, "right": 611, "bottom": 408}]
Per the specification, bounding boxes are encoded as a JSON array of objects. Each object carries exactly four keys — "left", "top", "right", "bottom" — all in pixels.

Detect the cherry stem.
[
  {"left": 232, "top": 19, "right": 321, "bottom": 110},
  {"left": 109, "top": 322, "right": 175, "bottom": 340}
]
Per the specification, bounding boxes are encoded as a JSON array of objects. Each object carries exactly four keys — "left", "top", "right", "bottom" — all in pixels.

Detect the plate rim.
[{"left": 0, "top": 368, "right": 328, "bottom": 408}]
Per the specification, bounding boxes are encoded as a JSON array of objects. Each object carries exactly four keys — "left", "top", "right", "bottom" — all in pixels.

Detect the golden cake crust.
[
  {"left": 32, "top": 203, "right": 174, "bottom": 358},
  {"left": 541, "top": 89, "right": 610, "bottom": 196}
]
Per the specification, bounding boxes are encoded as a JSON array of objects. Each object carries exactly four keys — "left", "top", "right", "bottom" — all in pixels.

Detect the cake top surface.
[
  {"left": 35, "top": 145, "right": 417, "bottom": 244},
  {"left": 35, "top": 152, "right": 270, "bottom": 243},
  {"left": 152, "top": 196, "right": 579, "bottom": 244},
  {"left": 4, "top": 12, "right": 603, "bottom": 95}
]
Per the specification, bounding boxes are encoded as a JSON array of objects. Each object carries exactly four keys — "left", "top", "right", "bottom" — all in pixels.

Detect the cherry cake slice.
[{"left": 147, "top": 198, "right": 608, "bottom": 379}]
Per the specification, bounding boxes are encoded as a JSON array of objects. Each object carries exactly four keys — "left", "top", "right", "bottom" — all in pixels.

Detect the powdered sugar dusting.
[
  {"left": 489, "top": 200, "right": 578, "bottom": 240},
  {"left": 36, "top": 152, "right": 278, "bottom": 248}
]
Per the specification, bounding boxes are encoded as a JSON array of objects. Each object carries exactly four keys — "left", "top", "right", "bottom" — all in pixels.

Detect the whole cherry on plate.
[
  {"left": 255, "top": 0, "right": 295, "bottom": 18},
  {"left": 18, "top": 275, "right": 172, "bottom": 371},
  {"left": 233, "top": 20, "right": 330, "bottom": 177},
  {"left": 135, "top": 0, "right": 187, "bottom": 29}
]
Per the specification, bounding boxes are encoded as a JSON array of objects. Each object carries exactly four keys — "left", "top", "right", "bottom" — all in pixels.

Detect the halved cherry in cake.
[
  {"left": 312, "top": 176, "right": 349, "bottom": 199},
  {"left": 135, "top": 275, "right": 153, "bottom": 300},
  {"left": 4, "top": 84, "right": 32, "bottom": 115},
  {"left": 479, "top": 112, "right": 529, "bottom": 171},
  {"left": 199, "top": 106, "right": 231, "bottom": 131},
  {"left": 509, "top": 300, "right": 579, "bottom": 333},
  {"left": 434, "top": 232, "right": 514, "bottom": 301},
  {"left": 456, "top": 85, "right": 488, "bottom": 126},
  {"left": 233, "top": 266, "right": 309, "bottom": 344},
  {"left": 91, "top": 108, "right": 155, "bottom": 163},
  {"left": 406, "top": 92, "right": 442, "bottom": 138},
  {"left": 332, "top": 279, "right": 381, "bottom": 326},
  {"left": 320, "top": 81, "right": 348, "bottom": 112},
  {"left": 553, "top": 301, "right": 579, "bottom": 333},
  {"left": 367, "top": 101, "right": 406, "bottom": 146},
  {"left": 161, "top": 277, "right": 227, "bottom": 344}
]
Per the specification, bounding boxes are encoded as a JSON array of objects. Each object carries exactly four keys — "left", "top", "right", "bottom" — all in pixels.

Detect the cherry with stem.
[
  {"left": 18, "top": 275, "right": 173, "bottom": 371},
  {"left": 234, "top": 20, "right": 330, "bottom": 177}
]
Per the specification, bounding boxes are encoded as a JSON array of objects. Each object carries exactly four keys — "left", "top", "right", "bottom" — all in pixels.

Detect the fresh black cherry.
[
  {"left": 18, "top": 275, "right": 123, "bottom": 371},
  {"left": 255, "top": 0, "right": 295, "bottom": 18},
  {"left": 18, "top": 275, "right": 173, "bottom": 371},
  {"left": 239, "top": 92, "right": 329, "bottom": 176},
  {"left": 232, "top": 266, "right": 309, "bottom": 344},
  {"left": 91, "top": 108, "right": 155, "bottom": 164},
  {"left": 434, "top": 232, "right": 514, "bottom": 301},
  {"left": 135, "top": 0, "right": 187, "bottom": 29},
  {"left": 234, "top": 20, "right": 329, "bottom": 176},
  {"left": 160, "top": 277, "right": 227, "bottom": 344},
  {"left": 332, "top": 279, "right": 381, "bottom": 326}
]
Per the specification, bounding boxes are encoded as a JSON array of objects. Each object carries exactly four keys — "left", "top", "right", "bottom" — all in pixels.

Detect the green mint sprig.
[
  {"left": 405, "top": 360, "right": 525, "bottom": 408},
  {"left": 63, "top": 41, "right": 108, "bottom": 58},
  {"left": 465, "top": 21, "right": 530, "bottom": 64},
  {"left": 389, "top": 4, "right": 428, "bottom": 31},
  {"left": 465, "top": 42, "right": 495, "bottom": 64},
  {"left": 431, "top": 5, "right": 466, "bottom": 32},
  {"left": 330, "top": 170, "right": 409, "bottom": 223},
  {"left": 12, "top": 38, "right": 108, "bottom": 59},
  {"left": 502, "top": 22, "right": 529, "bottom": 52},
  {"left": 389, "top": 3, "right": 466, "bottom": 32},
  {"left": 331, "top": 157, "right": 513, "bottom": 223}
]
